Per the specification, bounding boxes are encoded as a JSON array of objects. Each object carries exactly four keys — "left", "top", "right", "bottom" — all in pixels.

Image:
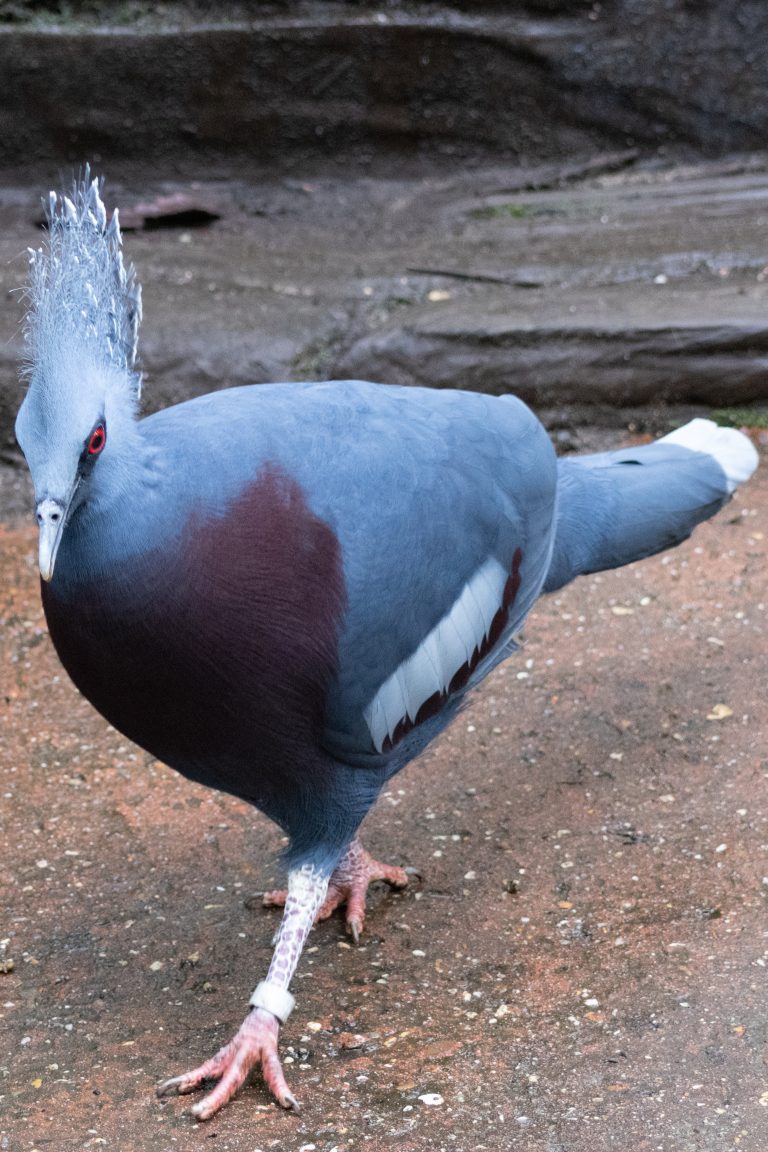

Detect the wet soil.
[{"left": 1, "top": 439, "right": 767, "bottom": 1151}]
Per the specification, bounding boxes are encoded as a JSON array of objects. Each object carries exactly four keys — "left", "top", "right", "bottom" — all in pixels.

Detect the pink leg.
[
  {"left": 263, "top": 837, "right": 409, "bottom": 944},
  {"left": 157, "top": 863, "right": 329, "bottom": 1120}
]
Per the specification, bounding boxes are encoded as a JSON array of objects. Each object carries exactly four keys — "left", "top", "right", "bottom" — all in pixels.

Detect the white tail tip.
[{"left": 660, "top": 417, "right": 759, "bottom": 494}]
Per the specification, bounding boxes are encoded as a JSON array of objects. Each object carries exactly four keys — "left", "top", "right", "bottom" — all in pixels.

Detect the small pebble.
[
  {"left": 338, "top": 1032, "right": 365, "bottom": 1050},
  {"left": 419, "top": 1093, "right": 444, "bottom": 1106}
]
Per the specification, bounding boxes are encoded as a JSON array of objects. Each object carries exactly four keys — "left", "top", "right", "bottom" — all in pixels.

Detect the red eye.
[{"left": 87, "top": 424, "right": 106, "bottom": 455}]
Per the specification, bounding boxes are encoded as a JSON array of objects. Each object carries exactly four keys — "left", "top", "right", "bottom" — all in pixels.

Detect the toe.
[
  {"left": 190, "top": 1047, "right": 252, "bottom": 1120},
  {"left": 345, "top": 884, "right": 368, "bottom": 940},
  {"left": 262, "top": 888, "right": 288, "bottom": 908},
  {"left": 372, "top": 861, "right": 410, "bottom": 889},
  {"left": 156, "top": 1045, "right": 233, "bottom": 1098},
  {"left": 316, "top": 883, "right": 346, "bottom": 922},
  {"left": 261, "top": 1041, "right": 301, "bottom": 1110}
]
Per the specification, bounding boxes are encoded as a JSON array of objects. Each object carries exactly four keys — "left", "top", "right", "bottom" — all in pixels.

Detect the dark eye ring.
[{"left": 87, "top": 423, "right": 106, "bottom": 456}]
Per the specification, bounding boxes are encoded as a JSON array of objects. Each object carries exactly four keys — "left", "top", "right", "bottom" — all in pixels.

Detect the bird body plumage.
[
  {"left": 39, "top": 379, "right": 558, "bottom": 863},
  {"left": 14, "top": 174, "right": 759, "bottom": 1119}
]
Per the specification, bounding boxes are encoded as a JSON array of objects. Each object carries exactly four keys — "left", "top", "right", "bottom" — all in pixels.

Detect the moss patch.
[{"left": 711, "top": 407, "right": 768, "bottom": 429}]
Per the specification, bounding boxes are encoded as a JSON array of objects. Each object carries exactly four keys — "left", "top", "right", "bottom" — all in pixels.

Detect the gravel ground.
[{"left": 1, "top": 433, "right": 767, "bottom": 1151}]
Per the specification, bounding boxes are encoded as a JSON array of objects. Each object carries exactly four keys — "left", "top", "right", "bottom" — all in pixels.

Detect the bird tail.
[{"left": 543, "top": 419, "right": 758, "bottom": 594}]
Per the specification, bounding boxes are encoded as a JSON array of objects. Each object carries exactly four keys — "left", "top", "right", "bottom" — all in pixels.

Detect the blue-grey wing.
[{"left": 302, "top": 384, "right": 558, "bottom": 765}]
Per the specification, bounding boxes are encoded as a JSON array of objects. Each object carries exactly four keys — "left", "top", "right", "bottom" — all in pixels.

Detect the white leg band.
[{"left": 249, "top": 981, "right": 296, "bottom": 1024}]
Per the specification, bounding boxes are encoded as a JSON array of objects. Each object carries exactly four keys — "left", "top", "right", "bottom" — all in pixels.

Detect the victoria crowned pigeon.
[{"left": 15, "top": 174, "right": 759, "bottom": 1119}]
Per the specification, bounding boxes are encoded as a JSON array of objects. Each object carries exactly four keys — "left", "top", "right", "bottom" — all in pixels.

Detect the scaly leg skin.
[
  {"left": 157, "top": 862, "right": 329, "bottom": 1120},
  {"left": 263, "top": 837, "right": 409, "bottom": 944}
]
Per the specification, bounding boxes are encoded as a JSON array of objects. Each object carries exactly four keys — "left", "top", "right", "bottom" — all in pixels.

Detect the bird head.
[{"left": 15, "top": 170, "right": 142, "bottom": 581}]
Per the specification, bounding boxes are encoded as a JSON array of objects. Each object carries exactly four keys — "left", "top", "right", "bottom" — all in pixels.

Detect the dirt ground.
[
  {"left": 2, "top": 152, "right": 768, "bottom": 1151},
  {"left": 1, "top": 433, "right": 767, "bottom": 1152}
]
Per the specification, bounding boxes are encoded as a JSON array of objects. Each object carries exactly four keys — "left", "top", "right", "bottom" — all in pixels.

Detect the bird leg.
[
  {"left": 157, "top": 862, "right": 329, "bottom": 1119},
  {"left": 263, "top": 837, "right": 409, "bottom": 944}
]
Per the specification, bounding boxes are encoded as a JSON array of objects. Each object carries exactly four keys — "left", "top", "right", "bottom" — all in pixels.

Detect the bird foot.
[
  {"left": 263, "top": 838, "right": 409, "bottom": 943},
  {"left": 156, "top": 1007, "right": 298, "bottom": 1120}
]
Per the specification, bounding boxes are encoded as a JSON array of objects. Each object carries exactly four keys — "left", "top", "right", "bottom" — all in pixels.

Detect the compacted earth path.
[{"left": 1, "top": 159, "right": 768, "bottom": 1150}]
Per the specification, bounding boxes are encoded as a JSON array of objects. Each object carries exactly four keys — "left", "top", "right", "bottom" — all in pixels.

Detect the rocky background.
[
  {"left": 1, "top": 1, "right": 767, "bottom": 488},
  {"left": 1, "top": 1, "right": 768, "bottom": 174},
  {"left": 3, "top": 7, "right": 768, "bottom": 1152}
]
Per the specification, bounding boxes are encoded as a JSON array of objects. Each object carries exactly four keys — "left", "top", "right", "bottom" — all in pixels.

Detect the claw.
[
  {"left": 157, "top": 1007, "right": 296, "bottom": 1120},
  {"left": 279, "top": 1087, "right": 301, "bottom": 1112},
  {"left": 348, "top": 916, "right": 362, "bottom": 946},
  {"left": 262, "top": 838, "right": 409, "bottom": 941},
  {"left": 156, "top": 1074, "right": 189, "bottom": 1098}
]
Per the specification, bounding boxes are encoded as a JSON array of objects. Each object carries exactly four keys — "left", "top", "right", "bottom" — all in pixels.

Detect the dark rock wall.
[{"left": 0, "top": 3, "right": 766, "bottom": 175}]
